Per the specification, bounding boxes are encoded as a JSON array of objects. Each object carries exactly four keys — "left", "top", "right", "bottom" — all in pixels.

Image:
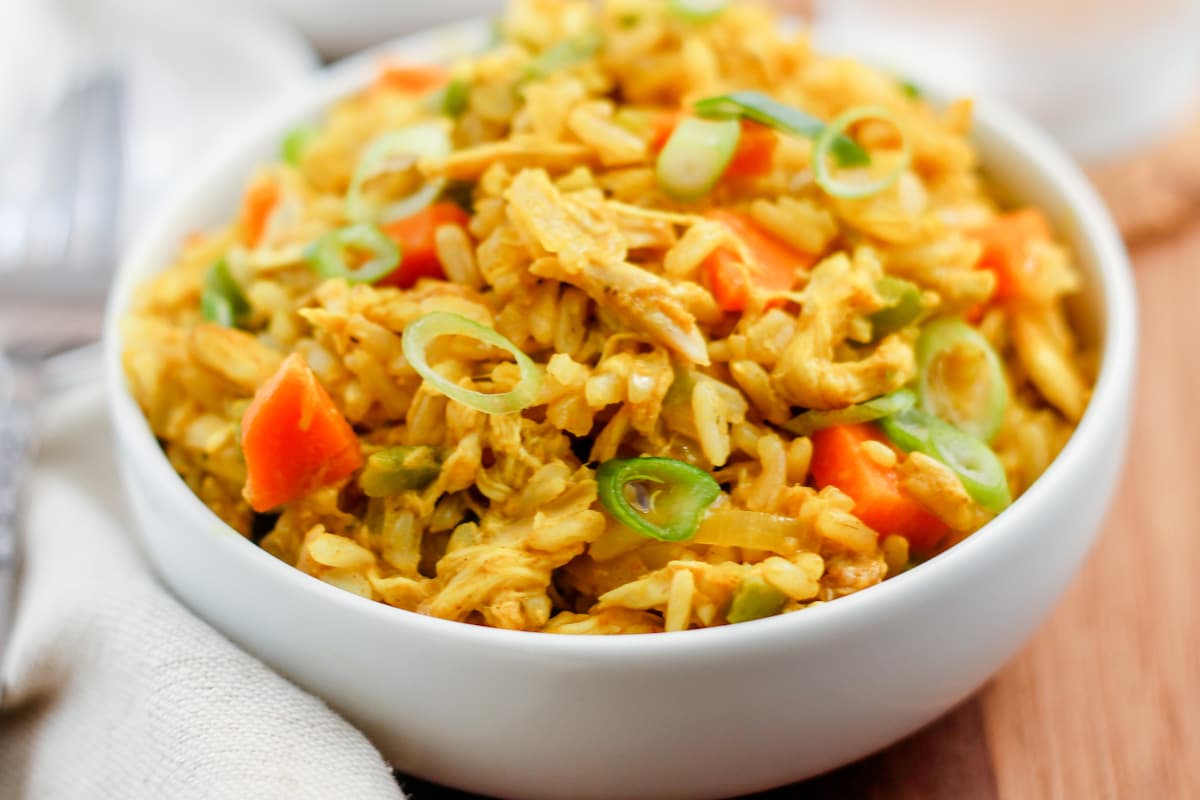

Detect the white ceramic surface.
[
  {"left": 241, "top": 0, "right": 503, "bottom": 56},
  {"left": 104, "top": 19, "right": 1137, "bottom": 800}
]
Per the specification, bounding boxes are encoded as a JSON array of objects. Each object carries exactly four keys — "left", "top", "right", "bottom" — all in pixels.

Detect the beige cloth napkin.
[{"left": 0, "top": 384, "right": 405, "bottom": 800}]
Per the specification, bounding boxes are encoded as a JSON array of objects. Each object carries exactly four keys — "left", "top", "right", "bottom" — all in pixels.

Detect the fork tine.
[
  {"left": 66, "top": 69, "right": 125, "bottom": 276},
  {"left": 23, "top": 78, "right": 90, "bottom": 276}
]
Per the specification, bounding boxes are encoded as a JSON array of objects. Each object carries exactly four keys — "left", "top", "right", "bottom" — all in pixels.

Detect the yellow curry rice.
[{"left": 122, "top": 0, "right": 1093, "bottom": 634}]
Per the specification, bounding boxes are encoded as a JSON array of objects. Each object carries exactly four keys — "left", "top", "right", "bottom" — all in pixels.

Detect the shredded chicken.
[
  {"left": 425, "top": 138, "right": 592, "bottom": 181},
  {"left": 772, "top": 250, "right": 915, "bottom": 409},
  {"left": 504, "top": 169, "right": 627, "bottom": 273},
  {"left": 1012, "top": 307, "right": 1090, "bottom": 422},
  {"left": 532, "top": 257, "right": 711, "bottom": 364}
]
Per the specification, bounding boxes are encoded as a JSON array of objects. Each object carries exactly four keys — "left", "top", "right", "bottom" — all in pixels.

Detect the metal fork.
[{"left": 0, "top": 69, "right": 124, "bottom": 671}]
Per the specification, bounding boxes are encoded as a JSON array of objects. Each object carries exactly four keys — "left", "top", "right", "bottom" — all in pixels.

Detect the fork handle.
[{"left": 0, "top": 394, "right": 37, "bottom": 673}]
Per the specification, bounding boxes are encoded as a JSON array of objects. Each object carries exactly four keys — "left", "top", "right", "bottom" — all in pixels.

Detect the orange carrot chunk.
[
  {"left": 650, "top": 110, "right": 685, "bottom": 153},
  {"left": 241, "top": 353, "right": 363, "bottom": 512},
  {"left": 724, "top": 122, "right": 776, "bottom": 178},
  {"left": 702, "top": 209, "right": 816, "bottom": 312},
  {"left": 969, "top": 208, "right": 1052, "bottom": 304},
  {"left": 810, "top": 423, "right": 949, "bottom": 553},
  {"left": 375, "top": 62, "right": 450, "bottom": 94},
  {"left": 239, "top": 177, "right": 280, "bottom": 248},
  {"left": 378, "top": 203, "right": 470, "bottom": 289}
]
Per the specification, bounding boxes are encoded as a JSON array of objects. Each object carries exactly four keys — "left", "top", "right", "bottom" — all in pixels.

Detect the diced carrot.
[
  {"left": 374, "top": 61, "right": 450, "bottom": 94},
  {"left": 241, "top": 353, "right": 363, "bottom": 512},
  {"left": 724, "top": 122, "right": 776, "bottom": 178},
  {"left": 378, "top": 203, "right": 471, "bottom": 289},
  {"left": 650, "top": 114, "right": 776, "bottom": 178},
  {"left": 702, "top": 209, "right": 816, "bottom": 312},
  {"left": 650, "top": 110, "right": 685, "bottom": 153},
  {"left": 810, "top": 423, "right": 949, "bottom": 553},
  {"left": 969, "top": 208, "right": 1052, "bottom": 304},
  {"left": 240, "top": 177, "right": 280, "bottom": 248}
]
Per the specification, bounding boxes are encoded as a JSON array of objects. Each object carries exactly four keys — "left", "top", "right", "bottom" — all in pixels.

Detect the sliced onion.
[
  {"left": 916, "top": 317, "right": 1008, "bottom": 443},
  {"left": 401, "top": 311, "right": 541, "bottom": 415},
  {"left": 345, "top": 123, "right": 451, "bottom": 225},
  {"left": 813, "top": 105, "right": 911, "bottom": 199},
  {"left": 694, "top": 509, "right": 820, "bottom": 553},
  {"left": 655, "top": 117, "right": 741, "bottom": 200},
  {"left": 668, "top": 0, "right": 728, "bottom": 22}
]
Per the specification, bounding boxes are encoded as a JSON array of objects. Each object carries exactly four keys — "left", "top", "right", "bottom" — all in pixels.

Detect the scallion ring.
[
  {"left": 281, "top": 124, "right": 318, "bottom": 167},
  {"left": 693, "top": 91, "right": 869, "bottom": 167},
  {"left": 359, "top": 445, "right": 443, "bottom": 497},
  {"left": 812, "top": 105, "right": 911, "bottom": 199},
  {"left": 655, "top": 117, "right": 741, "bottom": 200},
  {"left": 401, "top": 311, "right": 541, "bottom": 415},
  {"left": 200, "top": 258, "right": 249, "bottom": 328},
  {"left": 782, "top": 388, "right": 916, "bottom": 437},
  {"left": 726, "top": 576, "right": 788, "bottom": 623},
  {"left": 879, "top": 407, "right": 934, "bottom": 454},
  {"left": 881, "top": 407, "right": 1011, "bottom": 513},
  {"left": 916, "top": 317, "right": 1008, "bottom": 443},
  {"left": 439, "top": 77, "right": 470, "bottom": 117},
  {"left": 596, "top": 457, "right": 721, "bottom": 543},
  {"left": 929, "top": 422, "right": 1012, "bottom": 513},
  {"left": 668, "top": 0, "right": 728, "bottom": 22},
  {"left": 344, "top": 124, "right": 451, "bottom": 225},
  {"left": 520, "top": 32, "right": 602, "bottom": 84},
  {"left": 869, "top": 276, "right": 923, "bottom": 339},
  {"left": 304, "top": 223, "right": 400, "bottom": 285}
]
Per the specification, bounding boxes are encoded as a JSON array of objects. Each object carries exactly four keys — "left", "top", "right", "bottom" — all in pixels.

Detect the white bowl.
[{"left": 104, "top": 19, "right": 1137, "bottom": 800}]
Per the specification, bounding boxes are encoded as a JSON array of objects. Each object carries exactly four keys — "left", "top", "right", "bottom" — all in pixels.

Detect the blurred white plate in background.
[{"left": 244, "top": 0, "right": 504, "bottom": 57}]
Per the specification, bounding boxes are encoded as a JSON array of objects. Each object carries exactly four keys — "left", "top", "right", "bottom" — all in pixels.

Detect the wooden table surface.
[{"left": 396, "top": 213, "right": 1198, "bottom": 800}]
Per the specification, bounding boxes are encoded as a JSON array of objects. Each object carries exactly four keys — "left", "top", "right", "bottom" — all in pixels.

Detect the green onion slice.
[
  {"left": 345, "top": 124, "right": 451, "bottom": 225},
  {"left": 693, "top": 91, "right": 869, "bottom": 167},
  {"left": 200, "top": 259, "right": 249, "bottom": 327},
  {"left": 898, "top": 78, "right": 923, "bottom": 99},
  {"left": 439, "top": 77, "right": 470, "bottom": 117},
  {"left": 281, "top": 124, "right": 318, "bottom": 167},
  {"left": 596, "top": 457, "right": 721, "bottom": 543},
  {"left": 881, "top": 407, "right": 1011, "bottom": 513},
  {"left": 870, "top": 276, "right": 923, "bottom": 339},
  {"left": 304, "top": 223, "right": 400, "bottom": 285},
  {"left": 656, "top": 117, "right": 741, "bottom": 200},
  {"left": 401, "top": 311, "right": 541, "bottom": 415},
  {"left": 812, "top": 105, "right": 911, "bottom": 199},
  {"left": 916, "top": 317, "right": 1008, "bottom": 443},
  {"left": 782, "top": 388, "right": 916, "bottom": 438},
  {"left": 360, "top": 445, "right": 443, "bottom": 497},
  {"left": 726, "top": 576, "right": 788, "bottom": 624},
  {"left": 878, "top": 407, "right": 933, "bottom": 454},
  {"left": 521, "top": 32, "right": 602, "bottom": 83},
  {"left": 929, "top": 422, "right": 1011, "bottom": 513},
  {"left": 668, "top": 0, "right": 728, "bottom": 22}
]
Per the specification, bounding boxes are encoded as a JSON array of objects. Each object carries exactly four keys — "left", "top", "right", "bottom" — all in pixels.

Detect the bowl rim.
[{"left": 104, "top": 16, "right": 1137, "bottom": 659}]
